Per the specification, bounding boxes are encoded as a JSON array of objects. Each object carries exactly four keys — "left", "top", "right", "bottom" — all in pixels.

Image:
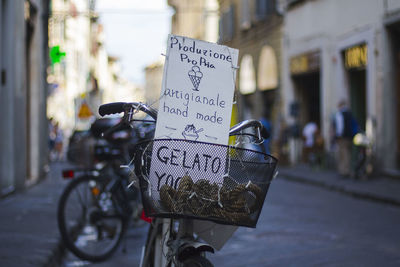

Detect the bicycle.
[
  {"left": 98, "top": 102, "right": 278, "bottom": 266},
  {"left": 352, "top": 132, "right": 374, "bottom": 180},
  {"left": 57, "top": 111, "right": 155, "bottom": 262}
]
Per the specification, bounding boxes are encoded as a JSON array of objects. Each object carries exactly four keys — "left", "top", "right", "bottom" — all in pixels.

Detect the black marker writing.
[{"left": 170, "top": 36, "right": 232, "bottom": 63}]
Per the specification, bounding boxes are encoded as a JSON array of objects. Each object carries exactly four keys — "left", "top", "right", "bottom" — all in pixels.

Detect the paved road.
[
  {"left": 209, "top": 178, "right": 400, "bottom": 266},
  {"left": 61, "top": 177, "right": 400, "bottom": 266},
  {"left": 62, "top": 222, "right": 148, "bottom": 267}
]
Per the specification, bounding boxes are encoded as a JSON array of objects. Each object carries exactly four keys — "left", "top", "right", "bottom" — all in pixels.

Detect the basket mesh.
[{"left": 134, "top": 139, "right": 277, "bottom": 228}]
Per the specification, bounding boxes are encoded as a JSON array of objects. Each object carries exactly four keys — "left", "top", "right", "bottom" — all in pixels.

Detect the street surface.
[
  {"left": 61, "top": 176, "right": 400, "bottom": 267},
  {"left": 62, "top": 222, "right": 148, "bottom": 267}
]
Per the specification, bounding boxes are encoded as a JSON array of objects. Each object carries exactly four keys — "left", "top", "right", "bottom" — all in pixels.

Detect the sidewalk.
[
  {"left": 278, "top": 164, "right": 400, "bottom": 207},
  {"left": 0, "top": 161, "right": 71, "bottom": 267}
]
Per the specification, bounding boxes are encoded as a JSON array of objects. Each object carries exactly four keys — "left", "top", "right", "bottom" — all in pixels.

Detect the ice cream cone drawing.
[{"left": 188, "top": 66, "right": 203, "bottom": 91}]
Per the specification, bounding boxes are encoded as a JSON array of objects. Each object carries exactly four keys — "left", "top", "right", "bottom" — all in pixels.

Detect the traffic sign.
[{"left": 77, "top": 101, "right": 93, "bottom": 119}]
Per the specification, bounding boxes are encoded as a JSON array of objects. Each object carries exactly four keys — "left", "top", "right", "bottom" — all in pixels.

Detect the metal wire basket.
[
  {"left": 66, "top": 133, "right": 96, "bottom": 167},
  {"left": 133, "top": 139, "right": 278, "bottom": 228}
]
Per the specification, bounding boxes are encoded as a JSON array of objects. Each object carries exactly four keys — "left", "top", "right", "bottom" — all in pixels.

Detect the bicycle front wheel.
[
  {"left": 57, "top": 174, "right": 126, "bottom": 262},
  {"left": 183, "top": 255, "right": 214, "bottom": 267}
]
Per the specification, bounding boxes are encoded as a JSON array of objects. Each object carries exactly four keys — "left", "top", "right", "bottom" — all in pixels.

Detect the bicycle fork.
[
  {"left": 140, "top": 218, "right": 214, "bottom": 267},
  {"left": 169, "top": 219, "right": 214, "bottom": 265}
]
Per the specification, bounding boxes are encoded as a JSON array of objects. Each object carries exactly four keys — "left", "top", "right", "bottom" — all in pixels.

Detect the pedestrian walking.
[
  {"left": 260, "top": 115, "right": 272, "bottom": 154},
  {"left": 48, "top": 117, "right": 56, "bottom": 156},
  {"left": 50, "top": 122, "right": 64, "bottom": 161},
  {"left": 332, "top": 100, "right": 357, "bottom": 177}
]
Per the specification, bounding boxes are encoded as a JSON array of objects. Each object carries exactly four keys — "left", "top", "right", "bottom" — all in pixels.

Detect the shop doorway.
[
  {"left": 389, "top": 27, "right": 400, "bottom": 168},
  {"left": 396, "top": 45, "right": 400, "bottom": 168},
  {"left": 348, "top": 69, "right": 366, "bottom": 131},
  {"left": 261, "top": 89, "right": 276, "bottom": 119},
  {"left": 292, "top": 72, "right": 321, "bottom": 126}
]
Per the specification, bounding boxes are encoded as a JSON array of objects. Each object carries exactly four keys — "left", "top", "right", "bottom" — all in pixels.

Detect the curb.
[{"left": 278, "top": 170, "right": 400, "bottom": 208}]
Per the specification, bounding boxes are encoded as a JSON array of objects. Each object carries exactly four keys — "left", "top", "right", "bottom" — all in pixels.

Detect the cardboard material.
[
  {"left": 150, "top": 35, "right": 239, "bottom": 250},
  {"left": 155, "top": 34, "right": 238, "bottom": 144}
]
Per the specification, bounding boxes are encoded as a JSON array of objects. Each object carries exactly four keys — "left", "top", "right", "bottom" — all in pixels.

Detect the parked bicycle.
[
  {"left": 353, "top": 132, "right": 374, "bottom": 179},
  {"left": 98, "top": 102, "right": 278, "bottom": 266},
  {"left": 57, "top": 108, "right": 156, "bottom": 262}
]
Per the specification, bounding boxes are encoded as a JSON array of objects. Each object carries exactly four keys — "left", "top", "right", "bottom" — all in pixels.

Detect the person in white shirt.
[{"left": 302, "top": 121, "right": 318, "bottom": 164}]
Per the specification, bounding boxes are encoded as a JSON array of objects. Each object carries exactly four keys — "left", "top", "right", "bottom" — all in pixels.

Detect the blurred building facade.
[
  {"left": 144, "top": 59, "right": 164, "bottom": 108},
  {"left": 383, "top": 0, "right": 400, "bottom": 174},
  {"left": 217, "top": 0, "right": 400, "bottom": 174},
  {"left": 48, "top": 0, "right": 143, "bottom": 134},
  {"left": 0, "top": 0, "right": 50, "bottom": 196},
  {"left": 48, "top": 0, "right": 95, "bottom": 133},
  {"left": 142, "top": 0, "right": 400, "bottom": 175},
  {"left": 218, "top": 0, "right": 284, "bottom": 157},
  {"left": 281, "top": 0, "right": 400, "bottom": 173},
  {"left": 168, "top": 0, "right": 219, "bottom": 42}
]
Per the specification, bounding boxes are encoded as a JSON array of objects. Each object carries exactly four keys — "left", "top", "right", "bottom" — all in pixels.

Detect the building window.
[
  {"left": 240, "top": 0, "right": 251, "bottom": 30},
  {"left": 239, "top": 54, "right": 256, "bottom": 95},
  {"left": 219, "top": 4, "right": 235, "bottom": 43},
  {"left": 287, "top": 0, "right": 304, "bottom": 7},
  {"left": 254, "top": 0, "right": 275, "bottom": 22},
  {"left": 258, "top": 45, "right": 278, "bottom": 90}
]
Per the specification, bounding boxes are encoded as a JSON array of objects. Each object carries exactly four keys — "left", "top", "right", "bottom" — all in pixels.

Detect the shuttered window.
[
  {"left": 240, "top": 0, "right": 251, "bottom": 30},
  {"left": 219, "top": 4, "right": 235, "bottom": 43},
  {"left": 254, "top": 0, "right": 275, "bottom": 21},
  {"left": 287, "top": 0, "right": 304, "bottom": 6}
]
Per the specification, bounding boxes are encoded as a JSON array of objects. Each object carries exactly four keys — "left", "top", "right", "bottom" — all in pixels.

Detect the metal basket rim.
[{"left": 142, "top": 211, "right": 259, "bottom": 228}]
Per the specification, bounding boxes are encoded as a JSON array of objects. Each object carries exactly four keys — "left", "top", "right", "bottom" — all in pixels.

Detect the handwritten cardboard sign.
[
  {"left": 155, "top": 34, "right": 238, "bottom": 144},
  {"left": 149, "top": 35, "right": 238, "bottom": 198}
]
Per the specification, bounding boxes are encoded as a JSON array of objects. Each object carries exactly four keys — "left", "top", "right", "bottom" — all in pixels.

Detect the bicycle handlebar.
[
  {"left": 98, "top": 102, "right": 125, "bottom": 116},
  {"left": 229, "top": 119, "right": 269, "bottom": 142},
  {"left": 99, "top": 102, "right": 157, "bottom": 120},
  {"left": 98, "top": 102, "right": 269, "bottom": 142}
]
